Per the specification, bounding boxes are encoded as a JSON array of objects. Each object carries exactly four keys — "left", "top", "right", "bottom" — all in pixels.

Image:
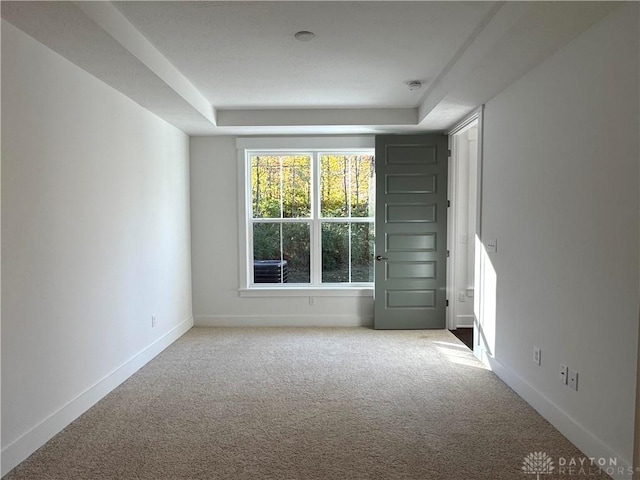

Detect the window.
[{"left": 243, "top": 146, "right": 375, "bottom": 289}]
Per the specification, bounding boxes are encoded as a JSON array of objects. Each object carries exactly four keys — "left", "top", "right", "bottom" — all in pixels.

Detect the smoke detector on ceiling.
[
  {"left": 294, "top": 31, "right": 316, "bottom": 42},
  {"left": 406, "top": 80, "right": 423, "bottom": 91}
]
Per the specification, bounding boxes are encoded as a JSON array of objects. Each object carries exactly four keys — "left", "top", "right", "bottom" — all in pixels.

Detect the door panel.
[
  {"left": 387, "top": 233, "right": 436, "bottom": 251},
  {"left": 386, "top": 145, "right": 437, "bottom": 164},
  {"left": 374, "top": 134, "right": 448, "bottom": 329},
  {"left": 386, "top": 174, "right": 436, "bottom": 194},
  {"left": 387, "top": 262, "right": 435, "bottom": 279}
]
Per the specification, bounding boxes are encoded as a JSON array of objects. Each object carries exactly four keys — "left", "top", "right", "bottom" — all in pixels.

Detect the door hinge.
[
  {"left": 447, "top": 200, "right": 450, "bottom": 207},
  {"left": 448, "top": 149, "right": 451, "bottom": 157},
  {"left": 446, "top": 299, "right": 449, "bottom": 307},
  {"left": 447, "top": 250, "right": 450, "bottom": 257}
]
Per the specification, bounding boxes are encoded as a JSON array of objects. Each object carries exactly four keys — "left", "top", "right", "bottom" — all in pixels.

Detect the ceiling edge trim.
[
  {"left": 218, "top": 108, "right": 418, "bottom": 127},
  {"left": 417, "top": 1, "right": 532, "bottom": 123},
  {"left": 74, "top": 1, "right": 216, "bottom": 126}
]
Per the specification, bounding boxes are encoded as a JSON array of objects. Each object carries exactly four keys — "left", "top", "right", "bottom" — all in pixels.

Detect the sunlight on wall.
[{"left": 474, "top": 234, "right": 497, "bottom": 361}]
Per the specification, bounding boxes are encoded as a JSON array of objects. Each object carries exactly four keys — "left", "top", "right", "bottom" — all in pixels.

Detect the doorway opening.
[{"left": 447, "top": 113, "right": 481, "bottom": 350}]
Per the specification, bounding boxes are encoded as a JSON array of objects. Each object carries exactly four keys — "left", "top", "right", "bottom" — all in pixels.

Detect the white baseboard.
[
  {"left": 485, "top": 355, "right": 633, "bottom": 480},
  {"left": 195, "top": 314, "right": 373, "bottom": 328},
  {"left": 1, "top": 316, "right": 194, "bottom": 478}
]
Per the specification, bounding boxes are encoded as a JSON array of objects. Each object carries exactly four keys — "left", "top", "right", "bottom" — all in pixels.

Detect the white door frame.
[{"left": 446, "top": 108, "right": 483, "bottom": 344}]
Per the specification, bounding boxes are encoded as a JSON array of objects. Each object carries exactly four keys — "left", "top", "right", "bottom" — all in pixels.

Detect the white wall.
[
  {"left": 479, "top": 3, "right": 638, "bottom": 473},
  {"left": 190, "top": 136, "right": 374, "bottom": 327},
  {"left": 1, "top": 22, "right": 193, "bottom": 475}
]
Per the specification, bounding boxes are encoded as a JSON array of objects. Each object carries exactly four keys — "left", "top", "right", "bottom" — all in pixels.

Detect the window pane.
[
  {"left": 282, "top": 223, "right": 310, "bottom": 283},
  {"left": 251, "top": 155, "right": 281, "bottom": 218},
  {"left": 251, "top": 155, "right": 311, "bottom": 219},
  {"left": 320, "top": 155, "right": 348, "bottom": 218},
  {"left": 322, "top": 223, "right": 349, "bottom": 283},
  {"left": 351, "top": 222, "right": 374, "bottom": 282},
  {"left": 253, "top": 222, "right": 310, "bottom": 283},
  {"left": 253, "top": 223, "right": 282, "bottom": 283},
  {"left": 350, "top": 155, "right": 375, "bottom": 218},
  {"left": 253, "top": 223, "right": 280, "bottom": 261},
  {"left": 281, "top": 156, "right": 311, "bottom": 218}
]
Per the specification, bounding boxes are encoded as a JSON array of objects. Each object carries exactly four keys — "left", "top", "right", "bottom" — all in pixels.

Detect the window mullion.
[
  {"left": 348, "top": 222, "right": 352, "bottom": 283},
  {"left": 279, "top": 222, "right": 284, "bottom": 284},
  {"left": 347, "top": 155, "right": 352, "bottom": 283},
  {"left": 279, "top": 157, "right": 284, "bottom": 219},
  {"left": 247, "top": 153, "right": 255, "bottom": 285},
  {"left": 347, "top": 155, "right": 352, "bottom": 218},
  {"left": 312, "top": 153, "right": 322, "bottom": 286}
]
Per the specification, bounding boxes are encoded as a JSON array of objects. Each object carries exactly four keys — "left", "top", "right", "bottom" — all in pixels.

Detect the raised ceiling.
[{"left": 1, "top": 1, "right": 619, "bottom": 135}]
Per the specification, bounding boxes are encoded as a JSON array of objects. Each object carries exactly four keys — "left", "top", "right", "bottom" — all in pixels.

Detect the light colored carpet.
[{"left": 5, "top": 327, "right": 611, "bottom": 479}]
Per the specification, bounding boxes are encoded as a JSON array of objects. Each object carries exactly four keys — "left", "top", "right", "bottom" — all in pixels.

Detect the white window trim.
[{"left": 237, "top": 136, "right": 375, "bottom": 297}]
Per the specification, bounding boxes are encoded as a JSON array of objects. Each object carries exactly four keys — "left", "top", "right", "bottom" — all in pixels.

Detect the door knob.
[{"left": 375, "top": 255, "right": 389, "bottom": 261}]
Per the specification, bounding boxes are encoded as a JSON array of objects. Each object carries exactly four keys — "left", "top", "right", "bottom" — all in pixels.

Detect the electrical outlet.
[
  {"left": 568, "top": 369, "right": 578, "bottom": 391},
  {"left": 309, "top": 297, "right": 315, "bottom": 306},
  {"left": 151, "top": 314, "right": 156, "bottom": 328},
  {"left": 486, "top": 238, "right": 498, "bottom": 253},
  {"left": 559, "top": 364, "right": 568, "bottom": 384},
  {"left": 458, "top": 292, "right": 466, "bottom": 302},
  {"left": 533, "top": 346, "right": 541, "bottom": 366}
]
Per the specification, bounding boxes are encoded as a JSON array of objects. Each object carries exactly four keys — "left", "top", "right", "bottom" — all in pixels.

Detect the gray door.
[{"left": 374, "top": 134, "right": 448, "bottom": 329}]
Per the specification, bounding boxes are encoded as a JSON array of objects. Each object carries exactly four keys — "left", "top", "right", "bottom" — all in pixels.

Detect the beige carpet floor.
[{"left": 5, "top": 327, "right": 611, "bottom": 479}]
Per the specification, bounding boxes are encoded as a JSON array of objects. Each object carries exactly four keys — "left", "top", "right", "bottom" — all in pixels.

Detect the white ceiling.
[
  {"left": 1, "top": 1, "right": 619, "bottom": 136},
  {"left": 115, "top": 1, "right": 494, "bottom": 109}
]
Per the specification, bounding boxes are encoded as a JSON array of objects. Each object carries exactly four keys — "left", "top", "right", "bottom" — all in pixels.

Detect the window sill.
[{"left": 239, "top": 286, "right": 373, "bottom": 298}]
